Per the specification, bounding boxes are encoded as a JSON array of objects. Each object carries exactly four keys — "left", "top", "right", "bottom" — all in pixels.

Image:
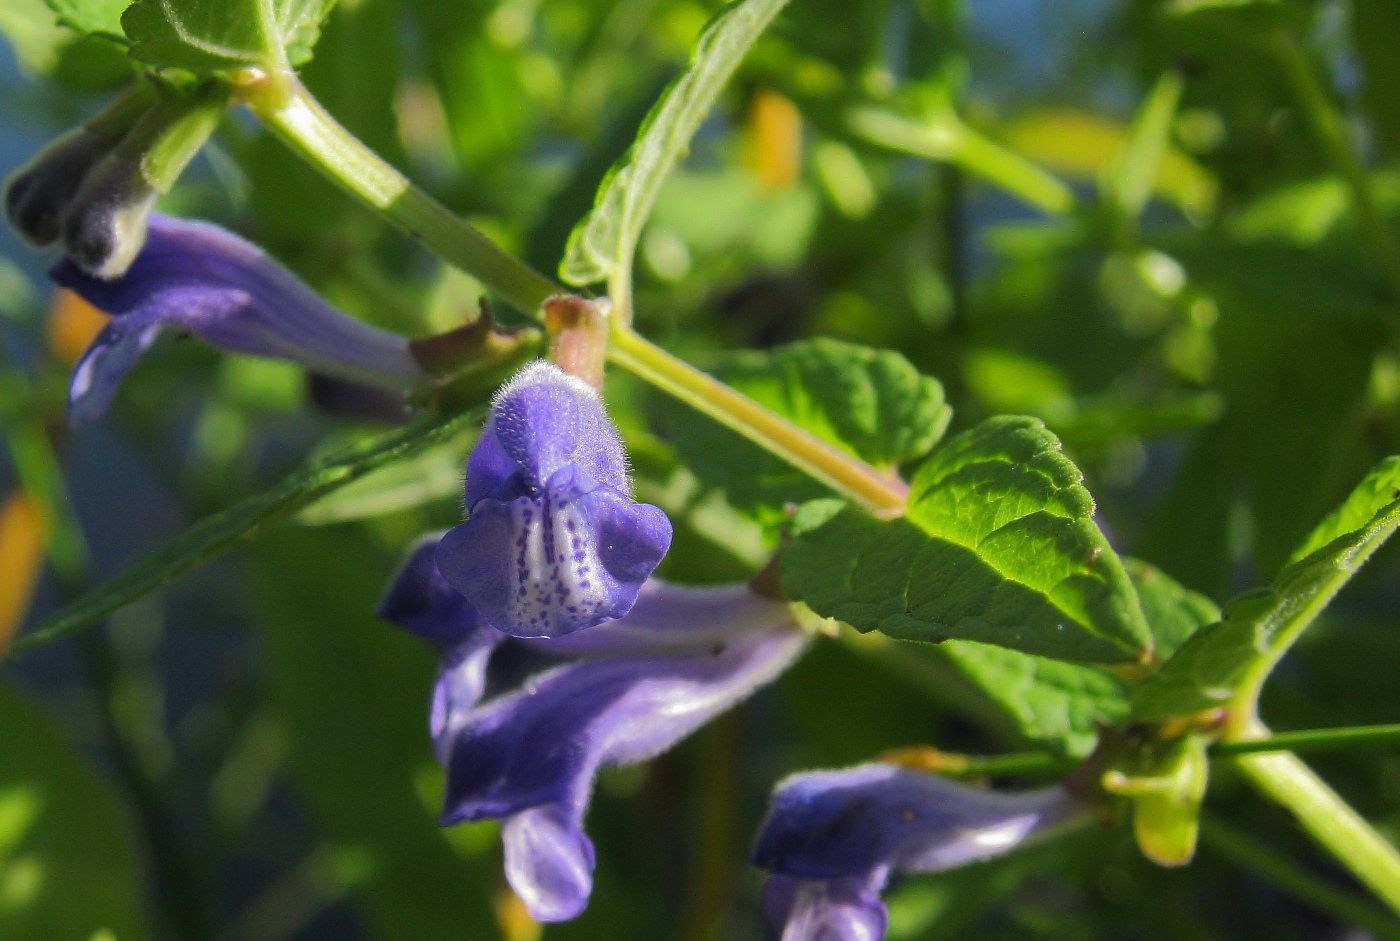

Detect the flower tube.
[
  {"left": 380, "top": 536, "right": 809, "bottom": 922},
  {"left": 50, "top": 213, "right": 429, "bottom": 426}
]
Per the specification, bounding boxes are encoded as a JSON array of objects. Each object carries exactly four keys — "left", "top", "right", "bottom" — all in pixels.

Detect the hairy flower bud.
[
  {"left": 60, "top": 158, "right": 159, "bottom": 280},
  {"left": 4, "top": 83, "right": 154, "bottom": 247},
  {"left": 58, "top": 82, "right": 227, "bottom": 279}
]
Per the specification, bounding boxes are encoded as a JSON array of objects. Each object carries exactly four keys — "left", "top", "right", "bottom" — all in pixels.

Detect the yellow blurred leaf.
[
  {"left": 746, "top": 89, "right": 803, "bottom": 193},
  {"left": 0, "top": 494, "right": 47, "bottom": 657},
  {"left": 47, "top": 289, "right": 108, "bottom": 365},
  {"left": 1002, "top": 109, "right": 1219, "bottom": 221}
]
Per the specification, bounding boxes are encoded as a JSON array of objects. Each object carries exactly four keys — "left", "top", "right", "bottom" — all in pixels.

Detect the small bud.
[
  {"left": 543, "top": 295, "right": 608, "bottom": 390},
  {"left": 60, "top": 158, "right": 158, "bottom": 279},
  {"left": 59, "top": 81, "right": 227, "bottom": 279},
  {"left": 4, "top": 83, "right": 154, "bottom": 247}
]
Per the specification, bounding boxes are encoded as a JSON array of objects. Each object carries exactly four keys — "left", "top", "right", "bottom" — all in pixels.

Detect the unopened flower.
[
  {"left": 380, "top": 535, "right": 809, "bottom": 922},
  {"left": 435, "top": 361, "right": 672, "bottom": 638},
  {"left": 51, "top": 214, "right": 429, "bottom": 426},
  {"left": 5, "top": 84, "right": 153, "bottom": 248},
  {"left": 752, "top": 764, "right": 1089, "bottom": 941},
  {"left": 7, "top": 82, "right": 226, "bottom": 279}
]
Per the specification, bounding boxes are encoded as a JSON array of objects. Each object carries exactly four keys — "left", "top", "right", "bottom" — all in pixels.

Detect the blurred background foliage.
[{"left": 6, "top": 0, "right": 1400, "bottom": 938}]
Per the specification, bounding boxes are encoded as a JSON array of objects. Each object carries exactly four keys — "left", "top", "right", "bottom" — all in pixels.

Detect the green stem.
[
  {"left": 848, "top": 106, "right": 1074, "bottom": 215},
  {"left": 1199, "top": 814, "right": 1400, "bottom": 940},
  {"left": 607, "top": 325, "right": 909, "bottom": 516},
  {"left": 1230, "top": 723, "right": 1400, "bottom": 917},
  {"left": 678, "top": 713, "right": 740, "bottom": 941},
  {"left": 955, "top": 128, "right": 1075, "bottom": 215},
  {"left": 889, "top": 722, "right": 1400, "bottom": 781},
  {"left": 247, "top": 78, "right": 559, "bottom": 317},
  {"left": 1275, "top": 33, "right": 1400, "bottom": 308},
  {"left": 13, "top": 402, "right": 487, "bottom": 654},
  {"left": 1219, "top": 723, "right": 1400, "bottom": 757}
]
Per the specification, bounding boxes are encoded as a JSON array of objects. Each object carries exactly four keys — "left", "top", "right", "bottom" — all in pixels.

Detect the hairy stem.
[
  {"left": 1230, "top": 721, "right": 1400, "bottom": 917},
  {"left": 247, "top": 78, "right": 559, "bottom": 317},
  {"left": 885, "top": 721, "right": 1400, "bottom": 781}
]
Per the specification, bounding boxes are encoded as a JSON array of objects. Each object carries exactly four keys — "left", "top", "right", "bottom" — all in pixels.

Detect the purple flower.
[
  {"left": 50, "top": 213, "right": 429, "bottom": 426},
  {"left": 380, "top": 535, "right": 808, "bottom": 922},
  {"left": 435, "top": 361, "right": 673, "bottom": 639},
  {"left": 752, "top": 764, "right": 1089, "bottom": 941}
]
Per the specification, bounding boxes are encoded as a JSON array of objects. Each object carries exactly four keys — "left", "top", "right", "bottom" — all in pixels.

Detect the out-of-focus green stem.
[
  {"left": 848, "top": 106, "right": 1075, "bottom": 215},
  {"left": 1108, "top": 70, "right": 1182, "bottom": 220},
  {"left": 248, "top": 78, "right": 559, "bottom": 318},
  {"left": 678, "top": 714, "right": 741, "bottom": 941},
  {"left": 1219, "top": 724, "right": 1400, "bottom": 757},
  {"left": 1200, "top": 815, "right": 1400, "bottom": 941},
  {"left": 607, "top": 325, "right": 910, "bottom": 516},
  {"left": 1230, "top": 720, "right": 1400, "bottom": 917},
  {"left": 884, "top": 722, "right": 1400, "bottom": 781},
  {"left": 1274, "top": 33, "right": 1400, "bottom": 308}
]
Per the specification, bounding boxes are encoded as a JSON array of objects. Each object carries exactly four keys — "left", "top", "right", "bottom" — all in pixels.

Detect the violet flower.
[
  {"left": 752, "top": 764, "right": 1090, "bottom": 941},
  {"left": 380, "top": 534, "right": 809, "bottom": 922},
  {"left": 435, "top": 361, "right": 672, "bottom": 639},
  {"left": 50, "top": 213, "right": 429, "bottom": 426}
]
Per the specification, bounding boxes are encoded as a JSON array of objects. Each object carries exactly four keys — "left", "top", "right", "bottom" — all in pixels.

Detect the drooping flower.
[
  {"left": 752, "top": 764, "right": 1090, "bottom": 941},
  {"left": 435, "top": 361, "right": 672, "bottom": 639},
  {"left": 49, "top": 213, "right": 430, "bottom": 426},
  {"left": 380, "top": 534, "right": 809, "bottom": 922}
]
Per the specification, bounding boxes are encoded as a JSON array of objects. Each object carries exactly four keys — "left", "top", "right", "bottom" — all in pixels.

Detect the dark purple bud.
[
  {"left": 4, "top": 83, "right": 153, "bottom": 248},
  {"left": 6, "top": 129, "right": 119, "bottom": 248}
]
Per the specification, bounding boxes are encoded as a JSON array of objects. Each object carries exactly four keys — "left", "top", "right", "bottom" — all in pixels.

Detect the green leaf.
[
  {"left": 847, "top": 105, "right": 1075, "bottom": 215},
  {"left": 661, "top": 338, "right": 950, "bottom": 523},
  {"left": 248, "top": 528, "right": 500, "bottom": 941},
  {"left": 1133, "top": 457, "right": 1400, "bottom": 720},
  {"left": 1126, "top": 558, "right": 1220, "bottom": 659},
  {"left": 122, "top": 0, "right": 338, "bottom": 74},
  {"left": 782, "top": 416, "right": 1152, "bottom": 664},
  {"left": 13, "top": 403, "right": 484, "bottom": 654},
  {"left": 560, "top": 0, "right": 790, "bottom": 289},
  {"left": 939, "top": 641, "right": 1130, "bottom": 755},
  {"left": 0, "top": 682, "right": 151, "bottom": 941},
  {"left": 1107, "top": 70, "right": 1184, "bottom": 219},
  {"left": 1287, "top": 456, "right": 1400, "bottom": 564},
  {"left": 44, "top": 0, "right": 128, "bottom": 39},
  {"left": 1, "top": 0, "right": 128, "bottom": 78}
]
